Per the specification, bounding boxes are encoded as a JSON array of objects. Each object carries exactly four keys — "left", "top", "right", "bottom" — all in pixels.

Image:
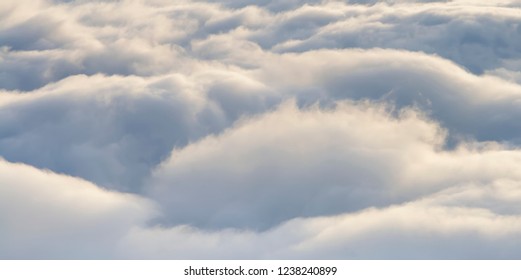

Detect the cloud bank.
[{"left": 1, "top": 0, "right": 521, "bottom": 259}]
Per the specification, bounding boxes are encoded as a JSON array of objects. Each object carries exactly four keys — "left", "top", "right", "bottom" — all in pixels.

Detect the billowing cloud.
[
  {"left": 120, "top": 187, "right": 521, "bottom": 259},
  {"left": 250, "top": 49, "right": 521, "bottom": 145},
  {"left": 0, "top": 69, "right": 281, "bottom": 191},
  {"left": 0, "top": 158, "right": 154, "bottom": 259},
  {"left": 147, "top": 100, "right": 521, "bottom": 232},
  {"left": 2, "top": 0, "right": 521, "bottom": 259}
]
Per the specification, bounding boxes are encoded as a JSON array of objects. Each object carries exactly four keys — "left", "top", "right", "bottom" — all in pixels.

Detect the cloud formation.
[
  {"left": 148, "top": 100, "right": 521, "bottom": 231},
  {"left": 2, "top": 0, "right": 521, "bottom": 259},
  {"left": 0, "top": 158, "right": 154, "bottom": 259}
]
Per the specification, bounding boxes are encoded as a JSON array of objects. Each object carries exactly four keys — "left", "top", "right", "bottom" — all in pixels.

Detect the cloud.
[
  {"left": 4, "top": 152, "right": 521, "bottom": 259},
  {"left": 0, "top": 158, "right": 154, "bottom": 259},
  {"left": 0, "top": 68, "right": 280, "bottom": 191},
  {"left": 4, "top": 48, "right": 521, "bottom": 194},
  {"left": 119, "top": 190, "right": 521, "bottom": 259},
  {"left": 2, "top": 0, "right": 521, "bottom": 259},
  {"left": 264, "top": 1, "right": 521, "bottom": 74},
  {"left": 147, "top": 100, "right": 446, "bottom": 230},
  {"left": 147, "top": 100, "right": 521, "bottom": 232},
  {"left": 2, "top": 0, "right": 521, "bottom": 90},
  {"left": 251, "top": 49, "right": 521, "bottom": 145},
  {"left": 0, "top": 74, "right": 221, "bottom": 190}
]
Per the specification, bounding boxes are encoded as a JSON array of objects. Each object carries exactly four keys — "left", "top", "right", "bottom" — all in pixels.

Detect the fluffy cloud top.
[
  {"left": 0, "top": 158, "right": 154, "bottom": 259},
  {"left": 1, "top": 0, "right": 521, "bottom": 259}
]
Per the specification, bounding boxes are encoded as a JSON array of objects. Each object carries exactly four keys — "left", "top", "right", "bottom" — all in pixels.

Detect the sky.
[{"left": 1, "top": 0, "right": 521, "bottom": 259}]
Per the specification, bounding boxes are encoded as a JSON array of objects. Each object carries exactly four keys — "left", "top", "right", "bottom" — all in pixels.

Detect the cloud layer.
[{"left": 2, "top": 0, "right": 521, "bottom": 259}]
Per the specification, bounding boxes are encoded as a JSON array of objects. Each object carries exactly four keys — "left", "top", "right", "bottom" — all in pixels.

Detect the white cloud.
[
  {"left": 147, "top": 101, "right": 444, "bottom": 229},
  {"left": 0, "top": 73, "right": 220, "bottom": 191},
  {"left": 251, "top": 49, "right": 521, "bottom": 144},
  {"left": 120, "top": 181, "right": 521, "bottom": 259},
  {"left": 0, "top": 158, "right": 154, "bottom": 259},
  {"left": 2, "top": 0, "right": 521, "bottom": 259},
  {"left": 147, "top": 100, "right": 521, "bottom": 231},
  {"left": 4, "top": 153, "right": 521, "bottom": 259}
]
